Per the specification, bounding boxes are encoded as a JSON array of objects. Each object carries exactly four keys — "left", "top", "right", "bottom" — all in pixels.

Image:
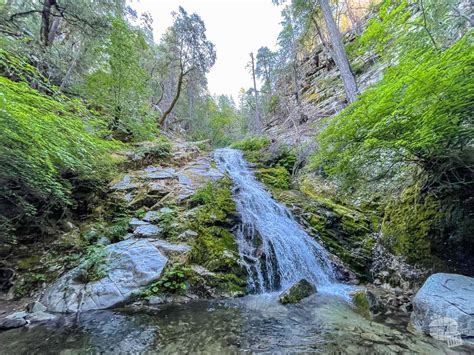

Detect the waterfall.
[{"left": 214, "top": 148, "right": 336, "bottom": 293}]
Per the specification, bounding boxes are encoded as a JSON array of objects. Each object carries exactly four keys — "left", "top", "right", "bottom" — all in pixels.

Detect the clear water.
[
  {"left": 214, "top": 148, "right": 336, "bottom": 293},
  {"left": 0, "top": 294, "right": 466, "bottom": 354}
]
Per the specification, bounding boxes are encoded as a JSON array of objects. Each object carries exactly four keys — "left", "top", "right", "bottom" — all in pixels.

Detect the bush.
[
  {"left": 142, "top": 265, "right": 188, "bottom": 296},
  {"left": 0, "top": 77, "right": 119, "bottom": 245},
  {"left": 230, "top": 136, "right": 269, "bottom": 151}
]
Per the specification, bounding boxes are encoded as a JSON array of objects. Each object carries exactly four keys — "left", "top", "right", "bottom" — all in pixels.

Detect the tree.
[
  {"left": 256, "top": 46, "right": 277, "bottom": 94},
  {"left": 84, "top": 18, "right": 152, "bottom": 139},
  {"left": 249, "top": 52, "right": 262, "bottom": 131},
  {"left": 318, "top": 0, "right": 358, "bottom": 103},
  {"left": 158, "top": 7, "right": 216, "bottom": 127}
]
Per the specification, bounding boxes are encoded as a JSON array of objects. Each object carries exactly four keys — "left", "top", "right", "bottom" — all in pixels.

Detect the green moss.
[
  {"left": 186, "top": 178, "right": 247, "bottom": 294},
  {"left": 274, "top": 180, "right": 376, "bottom": 280},
  {"left": 279, "top": 279, "right": 316, "bottom": 304},
  {"left": 352, "top": 291, "right": 370, "bottom": 318},
  {"left": 255, "top": 166, "right": 291, "bottom": 190},
  {"left": 382, "top": 183, "right": 442, "bottom": 265}
]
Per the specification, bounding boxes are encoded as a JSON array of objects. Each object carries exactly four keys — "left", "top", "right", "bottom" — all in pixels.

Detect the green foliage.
[
  {"left": 132, "top": 137, "right": 172, "bottom": 165},
  {"left": 313, "top": 1, "right": 473, "bottom": 266},
  {"left": 84, "top": 18, "right": 156, "bottom": 141},
  {"left": 230, "top": 136, "right": 269, "bottom": 151},
  {"left": 76, "top": 245, "right": 108, "bottom": 283},
  {"left": 0, "top": 77, "right": 119, "bottom": 244},
  {"left": 314, "top": 34, "right": 473, "bottom": 193},
  {"left": 255, "top": 167, "right": 291, "bottom": 190},
  {"left": 142, "top": 265, "right": 188, "bottom": 296}
]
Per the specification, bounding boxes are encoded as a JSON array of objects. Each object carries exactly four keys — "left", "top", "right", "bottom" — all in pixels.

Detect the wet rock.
[
  {"left": 411, "top": 273, "right": 474, "bottom": 337},
  {"left": 97, "top": 236, "right": 111, "bottom": 246},
  {"left": 25, "top": 311, "right": 56, "bottom": 322},
  {"left": 150, "top": 239, "right": 191, "bottom": 256},
  {"left": 27, "top": 301, "right": 47, "bottom": 313},
  {"left": 190, "top": 265, "right": 216, "bottom": 277},
  {"left": 0, "top": 267, "right": 15, "bottom": 292},
  {"left": 177, "top": 174, "right": 193, "bottom": 186},
  {"left": 0, "top": 316, "right": 27, "bottom": 330},
  {"left": 148, "top": 295, "right": 166, "bottom": 305},
  {"left": 110, "top": 175, "right": 138, "bottom": 191},
  {"left": 178, "top": 230, "right": 198, "bottom": 239},
  {"left": 148, "top": 182, "right": 164, "bottom": 192},
  {"left": 352, "top": 290, "right": 385, "bottom": 317},
  {"left": 160, "top": 207, "right": 173, "bottom": 214},
  {"left": 133, "top": 224, "right": 163, "bottom": 238},
  {"left": 142, "top": 167, "right": 176, "bottom": 180},
  {"left": 279, "top": 279, "right": 316, "bottom": 304},
  {"left": 143, "top": 211, "right": 160, "bottom": 223},
  {"left": 129, "top": 218, "right": 149, "bottom": 227},
  {"left": 41, "top": 239, "right": 168, "bottom": 313}
]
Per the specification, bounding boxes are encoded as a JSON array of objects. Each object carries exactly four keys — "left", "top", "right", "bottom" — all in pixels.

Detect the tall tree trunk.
[
  {"left": 40, "top": 0, "right": 56, "bottom": 47},
  {"left": 250, "top": 52, "right": 262, "bottom": 131},
  {"left": 158, "top": 69, "right": 185, "bottom": 126},
  {"left": 318, "top": 0, "right": 358, "bottom": 103}
]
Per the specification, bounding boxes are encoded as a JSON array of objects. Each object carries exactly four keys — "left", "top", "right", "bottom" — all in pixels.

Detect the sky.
[{"left": 133, "top": 0, "right": 283, "bottom": 100}]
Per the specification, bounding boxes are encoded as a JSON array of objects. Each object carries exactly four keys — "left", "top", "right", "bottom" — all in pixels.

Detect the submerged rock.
[
  {"left": 351, "top": 290, "right": 385, "bottom": 318},
  {"left": 41, "top": 239, "right": 168, "bottom": 313},
  {"left": 411, "top": 273, "right": 474, "bottom": 337},
  {"left": 279, "top": 279, "right": 316, "bottom": 304},
  {"left": 0, "top": 316, "right": 27, "bottom": 330}
]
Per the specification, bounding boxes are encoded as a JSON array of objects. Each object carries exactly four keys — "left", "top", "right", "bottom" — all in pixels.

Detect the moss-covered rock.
[
  {"left": 274, "top": 184, "right": 376, "bottom": 280},
  {"left": 352, "top": 291, "right": 370, "bottom": 318},
  {"left": 255, "top": 166, "right": 290, "bottom": 190},
  {"left": 279, "top": 279, "right": 316, "bottom": 304},
  {"left": 382, "top": 184, "right": 442, "bottom": 265},
  {"left": 184, "top": 178, "right": 247, "bottom": 296},
  {"left": 352, "top": 289, "right": 385, "bottom": 319}
]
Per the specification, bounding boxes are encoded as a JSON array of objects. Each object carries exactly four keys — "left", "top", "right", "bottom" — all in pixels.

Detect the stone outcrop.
[
  {"left": 279, "top": 279, "right": 316, "bottom": 304},
  {"left": 411, "top": 273, "right": 474, "bottom": 338},
  {"left": 42, "top": 239, "right": 169, "bottom": 313}
]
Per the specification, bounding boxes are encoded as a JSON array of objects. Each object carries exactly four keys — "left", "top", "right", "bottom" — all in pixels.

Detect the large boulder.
[
  {"left": 42, "top": 239, "right": 168, "bottom": 313},
  {"left": 411, "top": 273, "right": 474, "bottom": 337},
  {"left": 279, "top": 279, "right": 316, "bottom": 304}
]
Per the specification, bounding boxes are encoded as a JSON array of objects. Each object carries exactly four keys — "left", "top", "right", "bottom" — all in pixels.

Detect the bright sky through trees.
[{"left": 134, "top": 0, "right": 282, "bottom": 100}]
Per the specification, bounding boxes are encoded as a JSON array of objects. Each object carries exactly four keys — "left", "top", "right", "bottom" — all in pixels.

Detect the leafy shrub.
[
  {"left": 230, "top": 136, "right": 269, "bottom": 151},
  {"left": 0, "top": 77, "right": 119, "bottom": 245},
  {"left": 142, "top": 265, "right": 188, "bottom": 296},
  {"left": 76, "top": 245, "right": 108, "bottom": 283},
  {"left": 132, "top": 137, "right": 172, "bottom": 164}
]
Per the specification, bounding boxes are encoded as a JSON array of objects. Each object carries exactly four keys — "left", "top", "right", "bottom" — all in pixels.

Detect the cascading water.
[{"left": 214, "top": 148, "right": 337, "bottom": 293}]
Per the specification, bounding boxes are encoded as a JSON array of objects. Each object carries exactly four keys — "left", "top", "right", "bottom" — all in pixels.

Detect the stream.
[{"left": 0, "top": 149, "right": 467, "bottom": 353}]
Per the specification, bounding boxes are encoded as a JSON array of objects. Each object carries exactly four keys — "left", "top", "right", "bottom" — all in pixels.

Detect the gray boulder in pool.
[
  {"left": 411, "top": 273, "right": 474, "bottom": 337},
  {"left": 42, "top": 239, "right": 168, "bottom": 313}
]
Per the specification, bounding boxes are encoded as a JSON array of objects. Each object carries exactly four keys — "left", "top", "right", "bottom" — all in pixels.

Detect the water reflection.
[{"left": 0, "top": 293, "right": 470, "bottom": 354}]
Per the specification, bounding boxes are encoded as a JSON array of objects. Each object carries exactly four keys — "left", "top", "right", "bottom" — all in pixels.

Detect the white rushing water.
[{"left": 214, "top": 148, "right": 337, "bottom": 293}]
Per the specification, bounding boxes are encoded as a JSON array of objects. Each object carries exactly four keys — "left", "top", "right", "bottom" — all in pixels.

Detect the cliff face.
[{"left": 264, "top": 30, "right": 385, "bottom": 147}]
